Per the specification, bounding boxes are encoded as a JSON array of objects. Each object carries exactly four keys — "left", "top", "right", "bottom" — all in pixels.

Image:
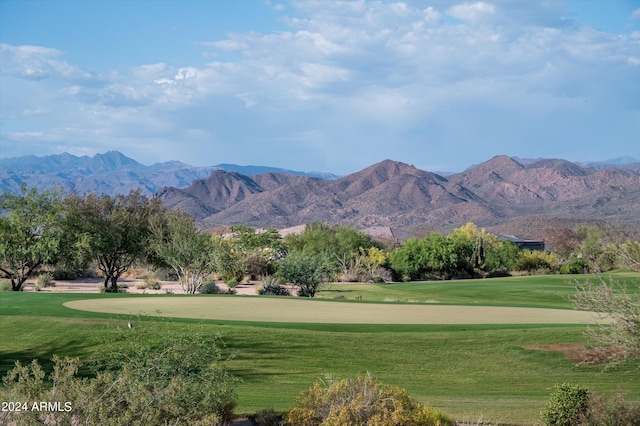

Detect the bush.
[
  {"left": 541, "top": 383, "right": 640, "bottom": 426},
  {"left": 0, "top": 280, "right": 11, "bottom": 292},
  {"left": 251, "top": 408, "right": 284, "bottom": 426},
  {"left": 485, "top": 270, "right": 512, "bottom": 278},
  {"left": 559, "top": 258, "right": 588, "bottom": 274},
  {"left": 285, "top": 374, "right": 454, "bottom": 426},
  {"left": 226, "top": 278, "right": 239, "bottom": 289},
  {"left": 152, "top": 267, "right": 179, "bottom": 281},
  {"left": 138, "top": 274, "right": 162, "bottom": 290},
  {"left": 52, "top": 268, "right": 77, "bottom": 280},
  {"left": 579, "top": 387, "right": 640, "bottom": 426},
  {"left": 199, "top": 282, "right": 220, "bottom": 294},
  {"left": 36, "top": 272, "right": 55, "bottom": 288},
  {"left": 516, "top": 250, "right": 559, "bottom": 273},
  {"left": 1, "top": 325, "right": 238, "bottom": 426},
  {"left": 257, "top": 276, "right": 290, "bottom": 296},
  {"left": 541, "top": 383, "right": 590, "bottom": 426}
]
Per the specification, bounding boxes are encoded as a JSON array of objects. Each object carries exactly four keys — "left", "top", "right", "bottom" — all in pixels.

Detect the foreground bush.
[
  {"left": 541, "top": 382, "right": 640, "bottom": 426},
  {"left": 1, "top": 324, "right": 238, "bottom": 426},
  {"left": 540, "top": 382, "right": 590, "bottom": 426},
  {"left": 285, "top": 375, "right": 454, "bottom": 426}
]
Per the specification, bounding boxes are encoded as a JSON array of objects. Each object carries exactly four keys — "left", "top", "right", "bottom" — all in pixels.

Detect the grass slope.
[{"left": 1, "top": 273, "right": 639, "bottom": 425}]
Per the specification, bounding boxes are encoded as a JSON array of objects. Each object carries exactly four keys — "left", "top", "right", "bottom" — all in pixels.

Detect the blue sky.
[{"left": 1, "top": 0, "right": 639, "bottom": 174}]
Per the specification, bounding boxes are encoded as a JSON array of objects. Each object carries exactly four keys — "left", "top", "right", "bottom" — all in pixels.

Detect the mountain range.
[
  {"left": 0, "top": 151, "right": 337, "bottom": 196},
  {"left": 2, "top": 151, "right": 639, "bottom": 237}
]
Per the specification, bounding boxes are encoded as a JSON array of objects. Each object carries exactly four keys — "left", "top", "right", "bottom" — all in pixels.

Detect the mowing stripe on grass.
[{"left": 64, "top": 297, "right": 606, "bottom": 324}]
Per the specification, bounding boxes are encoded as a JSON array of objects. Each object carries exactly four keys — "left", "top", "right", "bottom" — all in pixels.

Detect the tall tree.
[
  {"left": 284, "top": 222, "right": 377, "bottom": 276},
  {"left": 150, "top": 210, "right": 216, "bottom": 294},
  {"left": 64, "top": 190, "right": 163, "bottom": 292},
  {"left": 0, "top": 186, "right": 64, "bottom": 291}
]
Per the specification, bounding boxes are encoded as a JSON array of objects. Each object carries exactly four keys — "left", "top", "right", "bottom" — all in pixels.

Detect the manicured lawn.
[
  {"left": 1, "top": 272, "right": 639, "bottom": 425},
  {"left": 316, "top": 271, "right": 640, "bottom": 308}
]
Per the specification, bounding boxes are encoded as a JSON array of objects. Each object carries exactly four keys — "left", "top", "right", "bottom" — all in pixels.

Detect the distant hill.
[
  {"left": 154, "top": 155, "right": 640, "bottom": 235},
  {"left": 3, "top": 151, "right": 640, "bottom": 237},
  {"left": 0, "top": 151, "right": 337, "bottom": 196}
]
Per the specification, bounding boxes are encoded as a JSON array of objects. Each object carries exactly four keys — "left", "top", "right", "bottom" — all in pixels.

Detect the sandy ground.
[{"left": 21, "top": 277, "right": 262, "bottom": 295}]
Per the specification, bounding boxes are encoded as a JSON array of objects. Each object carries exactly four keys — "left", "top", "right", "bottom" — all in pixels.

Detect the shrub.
[
  {"left": 0, "top": 280, "right": 12, "bottom": 292},
  {"left": 251, "top": 408, "right": 284, "bottom": 426},
  {"left": 226, "top": 278, "right": 239, "bottom": 289},
  {"left": 1, "top": 325, "right": 238, "bottom": 426},
  {"left": 541, "top": 383, "right": 590, "bottom": 426},
  {"left": 152, "top": 267, "right": 179, "bottom": 281},
  {"left": 36, "top": 272, "right": 55, "bottom": 288},
  {"left": 257, "top": 276, "right": 290, "bottom": 296},
  {"left": 516, "top": 250, "right": 559, "bottom": 273},
  {"left": 199, "top": 282, "right": 220, "bottom": 294},
  {"left": 579, "top": 387, "right": 640, "bottom": 426},
  {"left": 138, "top": 274, "right": 162, "bottom": 290},
  {"left": 285, "top": 374, "right": 454, "bottom": 426},
  {"left": 372, "top": 266, "right": 393, "bottom": 283},
  {"left": 485, "top": 270, "right": 512, "bottom": 278},
  {"left": 559, "top": 258, "right": 588, "bottom": 275},
  {"left": 142, "top": 273, "right": 160, "bottom": 287},
  {"left": 52, "top": 268, "right": 77, "bottom": 280}
]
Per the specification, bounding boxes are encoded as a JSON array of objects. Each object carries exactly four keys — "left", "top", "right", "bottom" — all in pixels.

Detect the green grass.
[
  {"left": 1, "top": 272, "right": 639, "bottom": 425},
  {"left": 318, "top": 272, "right": 640, "bottom": 308}
]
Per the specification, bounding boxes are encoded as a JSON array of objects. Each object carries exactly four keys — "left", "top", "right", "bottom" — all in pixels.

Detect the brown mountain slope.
[
  {"left": 155, "top": 170, "right": 264, "bottom": 219},
  {"left": 155, "top": 156, "right": 640, "bottom": 232},
  {"left": 448, "top": 156, "right": 640, "bottom": 207},
  {"left": 192, "top": 159, "right": 494, "bottom": 229}
]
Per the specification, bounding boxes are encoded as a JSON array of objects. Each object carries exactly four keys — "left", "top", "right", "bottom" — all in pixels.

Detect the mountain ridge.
[{"left": 2, "top": 152, "right": 640, "bottom": 235}]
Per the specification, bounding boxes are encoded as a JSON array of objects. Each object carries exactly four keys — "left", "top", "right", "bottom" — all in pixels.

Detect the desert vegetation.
[{"left": 2, "top": 187, "right": 640, "bottom": 424}]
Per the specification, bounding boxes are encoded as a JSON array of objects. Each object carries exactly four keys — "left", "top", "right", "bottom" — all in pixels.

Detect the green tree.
[
  {"left": 277, "top": 250, "right": 334, "bottom": 297},
  {"left": 149, "top": 210, "right": 216, "bottom": 294},
  {"left": 0, "top": 186, "right": 64, "bottom": 291},
  {"left": 284, "top": 223, "right": 377, "bottom": 278},
  {"left": 484, "top": 239, "right": 520, "bottom": 272},
  {"left": 389, "top": 232, "right": 474, "bottom": 280},
  {"left": 389, "top": 238, "right": 428, "bottom": 280},
  {"left": 230, "top": 224, "right": 283, "bottom": 252},
  {"left": 228, "top": 224, "right": 284, "bottom": 279},
  {"left": 63, "top": 190, "right": 163, "bottom": 292}
]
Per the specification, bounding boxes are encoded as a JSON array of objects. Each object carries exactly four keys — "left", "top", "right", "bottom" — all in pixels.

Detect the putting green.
[{"left": 63, "top": 297, "right": 605, "bottom": 324}]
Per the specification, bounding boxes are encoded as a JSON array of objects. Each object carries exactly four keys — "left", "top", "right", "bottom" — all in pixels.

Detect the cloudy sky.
[{"left": 1, "top": 0, "right": 639, "bottom": 174}]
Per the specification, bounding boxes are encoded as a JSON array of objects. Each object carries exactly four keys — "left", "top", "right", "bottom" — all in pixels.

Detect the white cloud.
[
  {"left": 0, "top": 43, "right": 92, "bottom": 81},
  {"left": 2, "top": 1, "right": 639, "bottom": 172},
  {"left": 447, "top": 2, "right": 496, "bottom": 22},
  {"left": 632, "top": 8, "right": 640, "bottom": 20}
]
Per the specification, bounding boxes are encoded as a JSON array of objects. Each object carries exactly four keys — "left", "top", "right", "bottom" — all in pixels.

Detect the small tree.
[
  {"left": 572, "top": 274, "right": 640, "bottom": 365},
  {"left": 150, "top": 210, "right": 216, "bottom": 294},
  {"left": 277, "top": 251, "right": 334, "bottom": 297},
  {"left": 0, "top": 186, "right": 64, "bottom": 291}
]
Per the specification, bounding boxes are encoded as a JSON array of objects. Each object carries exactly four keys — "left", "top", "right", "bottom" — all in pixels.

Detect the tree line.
[{"left": 1, "top": 187, "right": 639, "bottom": 294}]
